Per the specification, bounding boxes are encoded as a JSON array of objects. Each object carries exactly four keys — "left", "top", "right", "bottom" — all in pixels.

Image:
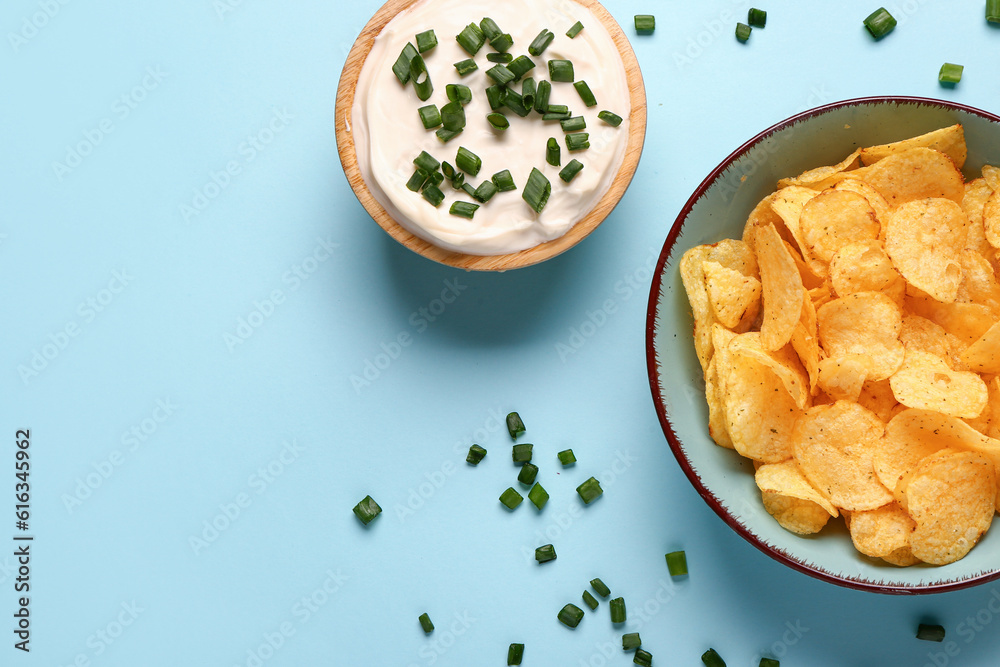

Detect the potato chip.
[
  {"left": 800, "top": 190, "right": 880, "bottom": 272},
  {"left": 902, "top": 449, "right": 995, "bottom": 565},
  {"left": 817, "top": 292, "right": 905, "bottom": 381},
  {"left": 905, "top": 295, "right": 995, "bottom": 343},
  {"left": 769, "top": 186, "right": 822, "bottom": 269},
  {"left": 742, "top": 191, "right": 788, "bottom": 254},
  {"left": 957, "top": 249, "right": 1000, "bottom": 314},
  {"left": 852, "top": 147, "right": 965, "bottom": 208},
  {"left": 817, "top": 355, "right": 869, "bottom": 402},
  {"left": 899, "top": 314, "right": 965, "bottom": 368},
  {"left": 724, "top": 353, "right": 801, "bottom": 463},
  {"left": 985, "top": 191, "right": 1000, "bottom": 250},
  {"left": 729, "top": 333, "right": 811, "bottom": 410},
  {"left": 889, "top": 349, "right": 988, "bottom": 418},
  {"left": 761, "top": 491, "right": 833, "bottom": 535},
  {"left": 859, "top": 124, "right": 967, "bottom": 169},
  {"left": 858, "top": 379, "right": 900, "bottom": 423},
  {"left": 874, "top": 409, "right": 951, "bottom": 499},
  {"left": 756, "top": 224, "right": 806, "bottom": 351},
  {"left": 984, "top": 164, "right": 1000, "bottom": 192},
  {"left": 829, "top": 241, "right": 905, "bottom": 305},
  {"left": 885, "top": 198, "right": 967, "bottom": 303},
  {"left": 963, "top": 179, "right": 995, "bottom": 256},
  {"left": 756, "top": 460, "right": 838, "bottom": 516},
  {"left": 776, "top": 149, "right": 861, "bottom": 191},
  {"left": 790, "top": 291, "right": 821, "bottom": 394},
  {"left": 702, "top": 260, "right": 762, "bottom": 330},
  {"left": 792, "top": 401, "right": 894, "bottom": 511},
  {"left": 961, "top": 321, "right": 1000, "bottom": 374},
  {"left": 881, "top": 546, "right": 922, "bottom": 566},
  {"left": 706, "top": 325, "right": 738, "bottom": 449},
  {"left": 848, "top": 502, "right": 916, "bottom": 558},
  {"left": 834, "top": 179, "right": 891, "bottom": 234}
]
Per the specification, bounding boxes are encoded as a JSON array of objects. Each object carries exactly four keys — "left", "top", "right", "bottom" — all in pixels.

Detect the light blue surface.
[{"left": 2, "top": 1, "right": 1000, "bottom": 666}]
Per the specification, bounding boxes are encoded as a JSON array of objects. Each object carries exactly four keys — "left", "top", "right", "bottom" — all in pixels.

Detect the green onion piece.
[
  {"left": 546, "top": 137, "right": 561, "bottom": 166},
  {"left": 425, "top": 170, "right": 444, "bottom": 187},
  {"left": 352, "top": 495, "right": 381, "bottom": 525},
  {"left": 466, "top": 444, "right": 487, "bottom": 465},
  {"left": 735, "top": 22, "right": 752, "bottom": 42},
  {"left": 518, "top": 462, "right": 538, "bottom": 486},
  {"left": 418, "top": 612, "right": 434, "bottom": 633},
  {"left": 548, "top": 59, "right": 574, "bottom": 82},
  {"left": 558, "top": 159, "right": 584, "bottom": 183},
  {"left": 507, "top": 643, "right": 524, "bottom": 666},
  {"left": 451, "top": 171, "right": 465, "bottom": 189},
  {"left": 461, "top": 182, "right": 477, "bottom": 198},
  {"left": 566, "top": 21, "right": 584, "bottom": 38},
  {"left": 557, "top": 449, "right": 576, "bottom": 465},
  {"left": 521, "top": 77, "right": 536, "bottom": 109},
  {"left": 523, "top": 167, "right": 551, "bottom": 213},
  {"left": 491, "top": 33, "right": 514, "bottom": 52},
  {"left": 582, "top": 590, "right": 599, "bottom": 611},
  {"left": 609, "top": 597, "right": 626, "bottom": 624},
  {"left": 989, "top": 0, "right": 1000, "bottom": 22},
  {"left": 507, "top": 412, "right": 525, "bottom": 439},
  {"left": 591, "top": 578, "right": 610, "bottom": 597},
  {"left": 634, "top": 649, "right": 652, "bottom": 666},
  {"left": 409, "top": 54, "right": 433, "bottom": 101},
  {"left": 449, "top": 201, "right": 479, "bottom": 219},
  {"left": 487, "top": 112, "right": 510, "bottom": 131},
  {"left": 622, "top": 632, "right": 641, "bottom": 651},
  {"left": 665, "top": 550, "right": 688, "bottom": 576},
  {"left": 527, "top": 483, "right": 549, "bottom": 509},
  {"left": 939, "top": 62, "right": 963, "bottom": 84},
  {"left": 486, "top": 64, "right": 516, "bottom": 85},
  {"left": 507, "top": 55, "right": 536, "bottom": 80},
  {"left": 598, "top": 110, "right": 623, "bottom": 127},
  {"left": 473, "top": 179, "right": 498, "bottom": 203},
  {"left": 542, "top": 111, "right": 571, "bottom": 121},
  {"left": 486, "top": 84, "right": 508, "bottom": 110},
  {"left": 544, "top": 104, "right": 569, "bottom": 115},
  {"left": 446, "top": 83, "right": 472, "bottom": 105},
  {"left": 528, "top": 29, "right": 555, "bottom": 56},
  {"left": 634, "top": 15, "right": 655, "bottom": 32},
  {"left": 558, "top": 604, "right": 584, "bottom": 628},
  {"left": 417, "top": 104, "right": 442, "bottom": 129},
  {"left": 560, "top": 116, "right": 586, "bottom": 132},
  {"left": 480, "top": 17, "right": 502, "bottom": 41},
  {"left": 406, "top": 168, "right": 428, "bottom": 192},
  {"left": 435, "top": 128, "right": 462, "bottom": 143},
  {"left": 512, "top": 443, "right": 533, "bottom": 463},
  {"left": 392, "top": 43, "right": 418, "bottom": 84},
  {"left": 916, "top": 623, "right": 946, "bottom": 642},
  {"left": 487, "top": 52, "right": 513, "bottom": 63},
  {"left": 454, "top": 58, "right": 478, "bottom": 76},
  {"left": 456, "top": 22, "right": 486, "bottom": 55},
  {"left": 748, "top": 8, "right": 767, "bottom": 27},
  {"left": 534, "top": 80, "right": 551, "bottom": 113},
  {"left": 499, "top": 487, "right": 523, "bottom": 509},
  {"left": 441, "top": 161, "right": 455, "bottom": 179},
  {"left": 492, "top": 169, "right": 516, "bottom": 191},
  {"left": 863, "top": 7, "right": 896, "bottom": 39},
  {"left": 456, "top": 146, "right": 482, "bottom": 176},
  {"left": 416, "top": 29, "right": 437, "bottom": 53},
  {"left": 573, "top": 80, "right": 597, "bottom": 107},
  {"left": 759, "top": 659, "right": 779, "bottom": 667},
  {"left": 421, "top": 184, "right": 444, "bottom": 207},
  {"left": 535, "top": 543, "right": 557, "bottom": 563},
  {"left": 504, "top": 89, "right": 531, "bottom": 117},
  {"left": 441, "top": 101, "right": 466, "bottom": 132},
  {"left": 565, "top": 132, "right": 590, "bottom": 152},
  {"left": 413, "top": 150, "right": 440, "bottom": 173},
  {"left": 576, "top": 476, "right": 602, "bottom": 503},
  {"left": 702, "top": 648, "right": 727, "bottom": 667}
]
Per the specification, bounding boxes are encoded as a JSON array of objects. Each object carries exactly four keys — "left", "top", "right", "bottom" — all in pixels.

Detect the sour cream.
[{"left": 352, "top": 0, "right": 631, "bottom": 255}]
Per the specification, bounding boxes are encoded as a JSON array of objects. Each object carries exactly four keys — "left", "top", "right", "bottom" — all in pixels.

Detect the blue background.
[{"left": 3, "top": 1, "right": 1000, "bottom": 665}]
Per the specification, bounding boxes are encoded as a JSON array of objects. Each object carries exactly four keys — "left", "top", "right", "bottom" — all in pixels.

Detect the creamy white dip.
[{"left": 352, "top": 0, "right": 631, "bottom": 255}]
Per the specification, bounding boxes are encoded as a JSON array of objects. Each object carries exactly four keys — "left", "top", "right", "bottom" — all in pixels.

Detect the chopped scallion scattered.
[
  {"left": 450, "top": 201, "right": 480, "bottom": 219},
  {"left": 598, "top": 110, "right": 623, "bottom": 127},
  {"left": 451, "top": 171, "right": 465, "bottom": 189},
  {"left": 748, "top": 8, "right": 767, "bottom": 27},
  {"left": 508, "top": 55, "right": 536, "bottom": 80},
  {"left": 425, "top": 170, "right": 444, "bottom": 187},
  {"left": 486, "top": 84, "right": 508, "bottom": 110},
  {"left": 392, "top": 43, "right": 418, "bottom": 84},
  {"left": 529, "top": 29, "right": 555, "bottom": 56},
  {"left": 558, "top": 604, "right": 584, "bottom": 628},
  {"left": 917, "top": 623, "right": 946, "bottom": 642},
  {"left": 499, "top": 487, "right": 523, "bottom": 509},
  {"left": 610, "top": 597, "right": 626, "bottom": 624},
  {"left": 461, "top": 182, "right": 476, "bottom": 198},
  {"left": 542, "top": 111, "right": 571, "bottom": 121},
  {"left": 415, "top": 29, "right": 437, "bottom": 53},
  {"left": 548, "top": 59, "right": 574, "bottom": 82},
  {"left": 735, "top": 22, "right": 752, "bottom": 42},
  {"left": 446, "top": 83, "right": 472, "bottom": 105},
  {"left": 566, "top": 21, "right": 584, "bottom": 38},
  {"left": 487, "top": 112, "right": 510, "bottom": 130},
  {"left": 512, "top": 443, "right": 533, "bottom": 463},
  {"left": 418, "top": 104, "right": 442, "bottom": 129},
  {"left": 565, "top": 132, "right": 590, "bottom": 152},
  {"left": 521, "top": 77, "right": 536, "bottom": 109},
  {"left": 473, "top": 179, "right": 498, "bottom": 203},
  {"left": 492, "top": 169, "right": 517, "bottom": 191},
  {"left": 491, "top": 33, "right": 514, "bottom": 52},
  {"left": 504, "top": 89, "right": 531, "bottom": 117},
  {"left": 989, "top": 0, "right": 1000, "bottom": 22},
  {"left": 454, "top": 58, "right": 478, "bottom": 76},
  {"left": 863, "top": 7, "right": 896, "bottom": 39},
  {"left": 456, "top": 146, "right": 482, "bottom": 175},
  {"left": 466, "top": 444, "right": 487, "bottom": 465},
  {"left": 590, "top": 578, "right": 610, "bottom": 597},
  {"left": 487, "top": 52, "right": 513, "bottom": 63},
  {"left": 456, "top": 22, "right": 486, "bottom": 55},
  {"left": 665, "top": 550, "right": 688, "bottom": 576},
  {"left": 546, "top": 137, "right": 561, "bottom": 166},
  {"left": 582, "top": 590, "right": 598, "bottom": 610},
  {"left": 939, "top": 62, "right": 963, "bottom": 84},
  {"left": 559, "top": 159, "right": 584, "bottom": 183},
  {"left": 406, "top": 168, "right": 428, "bottom": 192},
  {"left": 409, "top": 53, "right": 432, "bottom": 100},
  {"left": 573, "top": 80, "right": 597, "bottom": 107},
  {"left": 413, "top": 150, "right": 440, "bottom": 173},
  {"left": 535, "top": 543, "right": 557, "bottom": 563},
  {"left": 534, "top": 79, "right": 551, "bottom": 113},
  {"left": 418, "top": 613, "right": 434, "bottom": 633},
  {"left": 634, "top": 15, "right": 655, "bottom": 33},
  {"left": 507, "top": 643, "right": 524, "bottom": 666},
  {"left": 352, "top": 495, "right": 382, "bottom": 525},
  {"left": 576, "top": 476, "right": 602, "bottom": 503},
  {"left": 421, "top": 184, "right": 444, "bottom": 207},
  {"left": 545, "top": 104, "right": 569, "bottom": 115},
  {"left": 441, "top": 161, "right": 455, "bottom": 179},
  {"left": 441, "top": 101, "right": 466, "bottom": 132},
  {"left": 435, "top": 128, "right": 462, "bottom": 143},
  {"left": 622, "top": 632, "right": 641, "bottom": 651},
  {"left": 523, "top": 167, "right": 551, "bottom": 213},
  {"left": 702, "top": 648, "right": 727, "bottom": 667},
  {"left": 527, "top": 482, "right": 549, "bottom": 509},
  {"left": 507, "top": 412, "right": 525, "bottom": 439},
  {"left": 557, "top": 449, "right": 576, "bottom": 465},
  {"left": 634, "top": 649, "right": 653, "bottom": 666},
  {"left": 518, "top": 462, "right": 538, "bottom": 486},
  {"left": 479, "top": 17, "right": 502, "bottom": 41},
  {"left": 486, "top": 64, "right": 516, "bottom": 86},
  {"left": 560, "top": 116, "right": 586, "bottom": 132}
]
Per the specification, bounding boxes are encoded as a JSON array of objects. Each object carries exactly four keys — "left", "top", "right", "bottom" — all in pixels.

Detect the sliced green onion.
[
  {"left": 598, "top": 110, "right": 623, "bottom": 127},
  {"left": 582, "top": 590, "right": 598, "bottom": 611},
  {"left": 518, "top": 462, "right": 538, "bottom": 486},
  {"left": 504, "top": 89, "right": 531, "bottom": 117},
  {"left": 702, "top": 648, "right": 727, "bottom": 667},
  {"left": 634, "top": 649, "right": 652, "bottom": 666},
  {"left": 590, "top": 578, "right": 610, "bottom": 597},
  {"left": 392, "top": 43, "right": 418, "bottom": 84},
  {"left": 441, "top": 101, "right": 466, "bottom": 132},
  {"left": 735, "top": 22, "right": 752, "bottom": 42},
  {"left": 527, "top": 482, "right": 549, "bottom": 509},
  {"left": 622, "top": 632, "right": 641, "bottom": 651},
  {"left": 406, "top": 168, "right": 428, "bottom": 192},
  {"left": 479, "top": 17, "right": 502, "bottom": 41},
  {"left": 413, "top": 150, "right": 440, "bottom": 173},
  {"left": 542, "top": 111, "right": 571, "bottom": 121},
  {"left": 544, "top": 104, "right": 569, "bottom": 115},
  {"left": 499, "top": 487, "right": 523, "bottom": 509},
  {"left": 523, "top": 167, "right": 551, "bottom": 213},
  {"left": 916, "top": 623, "right": 946, "bottom": 642},
  {"left": 507, "top": 643, "right": 524, "bottom": 666},
  {"left": 546, "top": 137, "right": 561, "bottom": 166},
  {"left": 528, "top": 29, "right": 555, "bottom": 56},
  {"left": 989, "top": 0, "right": 1000, "bottom": 22},
  {"left": 559, "top": 159, "right": 584, "bottom": 183},
  {"left": 491, "top": 33, "right": 514, "bottom": 52},
  {"left": 473, "top": 179, "right": 498, "bottom": 203},
  {"left": 512, "top": 443, "right": 533, "bottom": 463},
  {"left": 486, "top": 84, "right": 508, "bottom": 110},
  {"left": 576, "top": 476, "right": 602, "bottom": 503},
  {"left": 634, "top": 15, "right": 655, "bottom": 32},
  {"left": 486, "top": 64, "right": 516, "bottom": 85},
  {"left": 507, "top": 55, "right": 536, "bottom": 80},
  {"left": 939, "top": 62, "right": 963, "bottom": 84},
  {"left": 548, "top": 59, "right": 574, "bottom": 82},
  {"left": 456, "top": 146, "right": 481, "bottom": 175},
  {"left": 461, "top": 182, "right": 476, "bottom": 198},
  {"left": 416, "top": 29, "right": 437, "bottom": 53},
  {"left": 492, "top": 169, "right": 516, "bottom": 191},
  {"left": 557, "top": 449, "right": 576, "bottom": 465},
  {"left": 610, "top": 597, "right": 626, "bottom": 624},
  {"left": 507, "top": 412, "right": 525, "bottom": 439},
  {"left": 759, "top": 659, "right": 779, "bottom": 667},
  {"left": 454, "top": 58, "right": 478, "bottom": 76},
  {"left": 566, "top": 21, "right": 584, "bottom": 38},
  {"left": 417, "top": 104, "right": 442, "bottom": 129},
  {"left": 451, "top": 171, "right": 465, "bottom": 189},
  {"left": 446, "top": 83, "right": 472, "bottom": 105},
  {"left": 418, "top": 612, "right": 434, "bottom": 633},
  {"left": 487, "top": 112, "right": 510, "bottom": 130},
  {"left": 558, "top": 604, "right": 584, "bottom": 628},
  {"left": 534, "top": 80, "right": 551, "bottom": 113},
  {"left": 560, "top": 116, "right": 586, "bottom": 132},
  {"left": 352, "top": 495, "right": 381, "bottom": 525},
  {"left": 535, "top": 543, "right": 557, "bottom": 563},
  {"left": 863, "top": 7, "right": 896, "bottom": 39},
  {"left": 665, "top": 550, "right": 688, "bottom": 576},
  {"left": 521, "top": 78, "right": 536, "bottom": 109},
  {"left": 565, "top": 132, "right": 590, "bottom": 152},
  {"left": 573, "top": 80, "right": 597, "bottom": 107},
  {"left": 409, "top": 54, "right": 433, "bottom": 101},
  {"left": 441, "top": 161, "right": 455, "bottom": 179},
  {"left": 748, "top": 8, "right": 767, "bottom": 27},
  {"left": 449, "top": 201, "right": 479, "bottom": 219},
  {"left": 457, "top": 22, "right": 485, "bottom": 55},
  {"left": 487, "top": 52, "right": 513, "bottom": 63},
  {"left": 425, "top": 170, "right": 444, "bottom": 187},
  {"left": 421, "top": 184, "right": 444, "bottom": 207},
  {"left": 435, "top": 128, "right": 462, "bottom": 143},
  {"left": 466, "top": 444, "right": 487, "bottom": 465}
]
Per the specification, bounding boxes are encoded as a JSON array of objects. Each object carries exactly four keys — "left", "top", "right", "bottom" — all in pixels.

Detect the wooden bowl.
[{"left": 335, "top": 0, "right": 646, "bottom": 271}]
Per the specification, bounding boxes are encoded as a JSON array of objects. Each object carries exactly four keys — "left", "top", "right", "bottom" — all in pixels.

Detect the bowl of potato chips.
[{"left": 647, "top": 96, "right": 1000, "bottom": 594}]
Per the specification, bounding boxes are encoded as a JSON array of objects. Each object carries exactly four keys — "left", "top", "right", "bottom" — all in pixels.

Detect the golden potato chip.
[
  {"left": 761, "top": 491, "right": 833, "bottom": 534},
  {"left": 729, "top": 333, "right": 811, "bottom": 410},
  {"left": 899, "top": 314, "right": 964, "bottom": 368},
  {"left": 800, "top": 190, "right": 880, "bottom": 272},
  {"left": 828, "top": 241, "right": 905, "bottom": 304},
  {"left": 885, "top": 198, "right": 967, "bottom": 303},
  {"left": 961, "top": 321, "right": 1000, "bottom": 374},
  {"left": 874, "top": 409, "right": 950, "bottom": 498},
  {"left": 985, "top": 191, "right": 1000, "bottom": 250},
  {"left": 858, "top": 379, "right": 900, "bottom": 423},
  {"left": 817, "top": 355, "right": 869, "bottom": 402},
  {"left": 809, "top": 283, "right": 834, "bottom": 310},
  {"left": 905, "top": 295, "right": 994, "bottom": 343},
  {"left": 756, "top": 224, "right": 806, "bottom": 351},
  {"left": 817, "top": 292, "right": 905, "bottom": 381},
  {"left": 706, "top": 325, "right": 738, "bottom": 449},
  {"left": 902, "top": 449, "right": 996, "bottom": 565},
  {"left": 852, "top": 147, "right": 965, "bottom": 208},
  {"left": 963, "top": 178, "right": 994, "bottom": 256},
  {"left": 834, "top": 179, "right": 891, "bottom": 234},
  {"left": 957, "top": 249, "right": 1000, "bottom": 314},
  {"left": 848, "top": 502, "right": 916, "bottom": 558},
  {"left": 792, "top": 401, "right": 894, "bottom": 511},
  {"left": 881, "top": 546, "right": 922, "bottom": 566},
  {"left": 724, "top": 353, "right": 801, "bottom": 463},
  {"left": 859, "top": 124, "right": 967, "bottom": 169},
  {"left": 783, "top": 240, "right": 826, "bottom": 289},
  {"left": 987, "top": 376, "right": 1000, "bottom": 441},
  {"left": 984, "top": 164, "right": 1000, "bottom": 192},
  {"left": 702, "top": 260, "right": 762, "bottom": 330},
  {"left": 756, "top": 460, "right": 838, "bottom": 516},
  {"left": 776, "top": 149, "right": 861, "bottom": 191},
  {"left": 790, "top": 291, "right": 821, "bottom": 394},
  {"left": 742, "top": 191, "right": 788, "bottom": 254},
  {"left": 889, "top": 350, "right": 988, "bottom": 418},
  {"left": 769, "top": 186, "right": 824, "bottom": 273}
]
